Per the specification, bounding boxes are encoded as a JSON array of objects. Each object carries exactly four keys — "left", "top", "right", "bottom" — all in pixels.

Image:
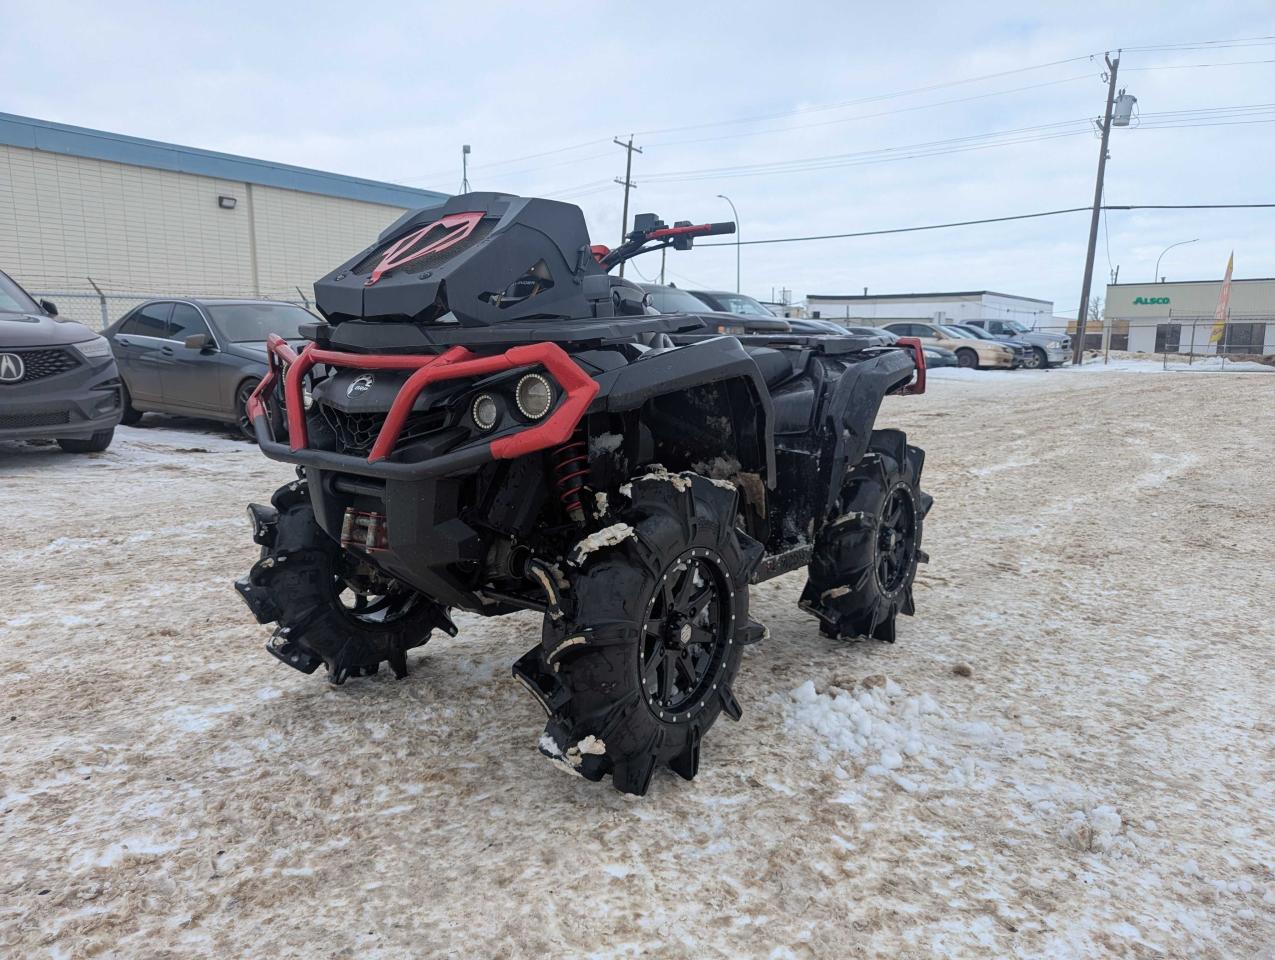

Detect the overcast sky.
[{"left": 4, "top": 1, "right": 1274, "bottom": 316}]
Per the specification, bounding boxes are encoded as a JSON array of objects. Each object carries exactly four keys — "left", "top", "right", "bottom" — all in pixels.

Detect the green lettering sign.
[{"left": 1133, "top": 296, "right": 1170, "bottom": 305}]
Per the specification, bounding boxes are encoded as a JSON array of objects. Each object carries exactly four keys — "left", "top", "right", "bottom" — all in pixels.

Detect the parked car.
[
  {"left": 840, "top": 325, "right": 955, "bottom": 367},
  {"left": 0, "top": 269, "right": 122, "bottom": 452},
  {"left": 963, "top": 319, "right": 1070, "bottom": 369},
  {"left": 638, "top": 284, "right": 790, "bottom": 333},
  {"left": 687, "top": 287, "right": 788, "bottom": 319},
  {"left": 105, "top": 298, "right": 318, "bottom": 438},
  {"left": 881, "top": 321, "right": 1015, "bottom": 369},
  {"left": 944, "top": 323, "right": 1031, "bottom": 368}
]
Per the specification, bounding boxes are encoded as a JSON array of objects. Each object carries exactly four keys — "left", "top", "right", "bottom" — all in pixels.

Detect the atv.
[{"left": 235, "top": 192, "right": 932, "bottom": 795}]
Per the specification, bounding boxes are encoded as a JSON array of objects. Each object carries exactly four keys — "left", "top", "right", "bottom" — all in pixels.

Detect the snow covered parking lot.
[{"left": 2, "top": 361, "right": 1272, "bottom": 958}]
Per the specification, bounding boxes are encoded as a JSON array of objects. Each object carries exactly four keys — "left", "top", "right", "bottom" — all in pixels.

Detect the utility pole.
[
  {"left": 614, "top": 136, "right": 642, "bottom": 278},
  {"left": 1072, "top": 53, "right": 1120, "bottom": 365},
  {"left": 461, "top": 144, "right": 471, "bottom": 193},
  {"left": 659, "top": 246, "right": 667, "bottom": 284}
]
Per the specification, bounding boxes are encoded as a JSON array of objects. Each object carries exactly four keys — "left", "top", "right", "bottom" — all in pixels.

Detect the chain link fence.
[{"left": 28, "top": 281, "right": 315, "bottom": 331}]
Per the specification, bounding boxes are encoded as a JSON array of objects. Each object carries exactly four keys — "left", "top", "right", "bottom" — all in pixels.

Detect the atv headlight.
[
  {"left": 515, "top": 373, "right": 553, "bottom": 419},
  {"left": 74, "top": 336, "right": 113, "bottom": 359},
  {"left": 472, "top": 394, "right": 499, "bottom": 431}
]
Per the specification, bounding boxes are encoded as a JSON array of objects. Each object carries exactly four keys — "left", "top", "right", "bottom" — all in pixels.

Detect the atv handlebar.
[
  {"left": 647, "top": 221, "right": 736, "bottom": 240},
  {"left": 598, "top": 216, "right": 737, "bottom": 271}
]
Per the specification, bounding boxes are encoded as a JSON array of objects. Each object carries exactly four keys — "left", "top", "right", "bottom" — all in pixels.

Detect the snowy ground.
[{"left": 2, "top": 360, "right": 1273, "bottom": 959}]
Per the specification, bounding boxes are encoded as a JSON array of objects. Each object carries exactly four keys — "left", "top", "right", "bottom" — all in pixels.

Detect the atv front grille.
[
  {"left": 0, "top": 408, "right": 71, "bottom": 429},
  {"left": 350, "top": 219, "right": 496, "bottom": 280},
  {"left": 318, "top": 404, "right": 446, "bottom": 456},
  {"left": 8, "top": 348, "right": 81, "bottom": 383}
]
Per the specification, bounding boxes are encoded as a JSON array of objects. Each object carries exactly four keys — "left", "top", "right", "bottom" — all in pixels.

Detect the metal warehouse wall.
[{"left": 0, "top": 143, "right": 412, "bottom": 306}]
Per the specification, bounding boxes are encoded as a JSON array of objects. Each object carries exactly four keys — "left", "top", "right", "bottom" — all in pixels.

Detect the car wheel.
[
  {"left": 235, "top": 379, "right": 261, "bottom": 440},
  {"left": 119, "top": 382, "right": 144, "bottom": 425},
  {"left": 956, "top": 348, "right": 978, "bottom": 369},
  {"left": 57, "top": 429, "right": 114, "bottom": 453},
  {"left": 1021, "top": 347, "right": 1045, "bottom": 370}
]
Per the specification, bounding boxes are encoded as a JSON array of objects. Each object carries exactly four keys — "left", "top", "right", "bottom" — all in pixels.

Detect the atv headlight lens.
[
  {"left": 515, "top": 373, "right": 553, "bottom": 419},
  {"left": 472, "top": 394, "right": 499, "bottom": 431},
  {"left": 74, "top": 335, "right": 113, "bottom": 359}
]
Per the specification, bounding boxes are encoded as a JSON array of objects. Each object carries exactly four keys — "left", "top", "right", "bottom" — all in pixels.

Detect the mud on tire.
[
  {"left": 235, "top": 478, "right": 452, "bottom": 684},
  {"left": 526, "top": 471, "right": 762, "bottom": 796},
  {"left": 800, "top": 429, "right": 931, "bottom": 643}
]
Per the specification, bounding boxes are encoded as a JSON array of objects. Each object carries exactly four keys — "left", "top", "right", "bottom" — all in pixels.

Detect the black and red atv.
[{"left": 236, "top": 192, "right": 932, "bottom": 795}]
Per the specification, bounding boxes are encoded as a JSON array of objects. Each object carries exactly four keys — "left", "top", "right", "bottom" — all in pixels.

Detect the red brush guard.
[{"left": 248, "top": 334, "right": 599, "bottom": 465}]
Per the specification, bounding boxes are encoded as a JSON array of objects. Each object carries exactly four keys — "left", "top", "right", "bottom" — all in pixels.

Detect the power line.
[
  {"left": 692, "top": 204, "right": 1275, "bottom": 249},
  {"left": 631, "top": 53, "right": 1101, "bottom": 138},
  {"left": 1126, "top": 58, "right": 1275, "bottom": 71}
]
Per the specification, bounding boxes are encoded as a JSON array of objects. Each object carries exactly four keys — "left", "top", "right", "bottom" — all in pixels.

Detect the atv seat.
[{"left": 745, "top": 346, "right": 794, "bottom": 388}]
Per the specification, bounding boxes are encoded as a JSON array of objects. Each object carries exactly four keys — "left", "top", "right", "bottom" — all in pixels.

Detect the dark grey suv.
[
  {"left": 105, "top": 299, "right": 317, "bottom": 438},
  {"left": 0, "top": 270, "right": 122, "bottom": 452}
]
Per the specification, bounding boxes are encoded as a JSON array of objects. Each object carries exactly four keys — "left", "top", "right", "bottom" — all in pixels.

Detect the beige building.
[
  {"left": 1103, "top": 278, "right": 1275, "bottom": 356},
  {"left": 0, "top": 112, "right": 448, "bottom": 327}
]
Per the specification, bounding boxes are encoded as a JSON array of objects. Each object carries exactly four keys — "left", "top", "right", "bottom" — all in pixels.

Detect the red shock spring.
[{"left": 552, "top": 437, "right": 589, "bottom": 522}]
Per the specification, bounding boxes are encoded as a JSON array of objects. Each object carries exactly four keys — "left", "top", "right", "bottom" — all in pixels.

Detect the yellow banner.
[{"left": 1209, "top": 252, "right": 1234, "bottom": 345}]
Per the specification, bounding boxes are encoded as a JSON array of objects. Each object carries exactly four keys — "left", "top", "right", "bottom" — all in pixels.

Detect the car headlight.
[
  {"left": 1048, "top": 341, "right": 1062, "bottom": 349},
  {"left": 515, "top": 373, "right": 553, "bottom": 419},
  {"left": 714, "top": 322, "right": 746, "bottom": 335},
  {"left": 74, "top": 336, "right": 113, "bottom": 359},
  {"left": 472, "top": 394, "right": 499, "bottom": 431}
]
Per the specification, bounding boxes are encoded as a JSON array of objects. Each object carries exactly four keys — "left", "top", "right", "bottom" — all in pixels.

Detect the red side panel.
[{"left": 895, "top": 336, "right": 926, "bottom": 395}]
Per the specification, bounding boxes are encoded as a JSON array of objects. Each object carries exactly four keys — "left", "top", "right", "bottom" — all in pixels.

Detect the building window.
[
  {"left": 1218, "top": 322, "right": 1266, "bottom": 356},
  {"left": 1154, "top": 323, "right": 1182, "bottom": 353}
]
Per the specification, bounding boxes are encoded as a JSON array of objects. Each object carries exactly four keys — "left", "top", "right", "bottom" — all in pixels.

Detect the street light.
[
  {"left": 1154, "top": 238, "right": 1198, "bottom": 282},
  {"left": 716, "top": 194, "right": 740, "bottom": 293}
]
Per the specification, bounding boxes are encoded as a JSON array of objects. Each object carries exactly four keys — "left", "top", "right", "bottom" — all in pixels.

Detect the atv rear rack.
[{"left": 246, "top": 333, "right": 599, "bottom": 480}]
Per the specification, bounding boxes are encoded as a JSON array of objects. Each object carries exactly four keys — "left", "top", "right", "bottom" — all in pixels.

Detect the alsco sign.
[{"left": 1133, "top": 296, "right": 1170, "bottom": 305}]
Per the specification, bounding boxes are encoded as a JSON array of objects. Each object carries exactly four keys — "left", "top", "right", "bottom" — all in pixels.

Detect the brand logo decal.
[
  {"left": 1133, "top": 296, "right": 1170, "bottom": 305},
  {"left": 0, "top": 353, "right": 25, "bottom": 383},
  {"left": 346, "top": 373, "right": 375, "bottom": 398}
]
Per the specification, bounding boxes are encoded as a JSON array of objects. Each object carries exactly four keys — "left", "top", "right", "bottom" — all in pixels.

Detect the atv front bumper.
[{"left": 248, "top": 335, "right": 598, "bottom": 479}]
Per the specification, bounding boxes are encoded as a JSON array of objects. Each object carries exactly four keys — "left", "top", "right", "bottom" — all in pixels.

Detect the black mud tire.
[
  {"left": 119, "top": 382, "right": 144, "bottom": 426},
  {"left": 800, "top": 429, "right": 931, "bottom": 643},
  {"left": 57, "top": 429, "right": 114, "bottom": 453},
  {"left": 235, "top": 479, "right": 449, "bottom": 684},
  {"left": 533, "top": 471, "right": 761, "bottom": 796},
  {"left": 955, "top": 348, "right": 979, "bottom": 369}
]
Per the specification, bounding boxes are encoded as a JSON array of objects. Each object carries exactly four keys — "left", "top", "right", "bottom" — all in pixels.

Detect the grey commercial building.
[
  {"left": 1103, "top": 278, "right": 1275, "bottom": 356},
  {"left": 0, "top": 113, "right": 447, "bottom": 327}
]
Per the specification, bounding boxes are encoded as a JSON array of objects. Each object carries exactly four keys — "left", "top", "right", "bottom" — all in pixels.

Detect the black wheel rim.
[
  {"left": 876, "top": 486, "right": 917, "bottom": 593},
  {"left": 330, "top": 573, "right": 417, "bottom": 627},
  {"left": 639, "top": 549, "right": 734, "bottom": 719}
]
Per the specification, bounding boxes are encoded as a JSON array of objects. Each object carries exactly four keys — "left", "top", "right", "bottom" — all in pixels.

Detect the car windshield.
[
  {"left": 939, "top": 325, "right": 976, "bottom": 339},
  {"left": 207, "top": 303, "right": 316, "bottom": 342},
  {"left": 0, "top": 271, "right": 40, "bottom": 314},
  {"left": 952, "top": 325, "right": 992, "bottom": 339},
  {"left": 1003, "top": 320, "right": 1030, "bottom": 333},
  {"left": 644, "top": 287, "right": 713, "bottom": 314},
  {"left": 703, "top": 293, "right": 775, "bottom": 317}
]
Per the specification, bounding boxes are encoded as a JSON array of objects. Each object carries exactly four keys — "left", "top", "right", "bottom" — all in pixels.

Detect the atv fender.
[{"left": 594, "top": 337, "right": 776, "bottom": 485}]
